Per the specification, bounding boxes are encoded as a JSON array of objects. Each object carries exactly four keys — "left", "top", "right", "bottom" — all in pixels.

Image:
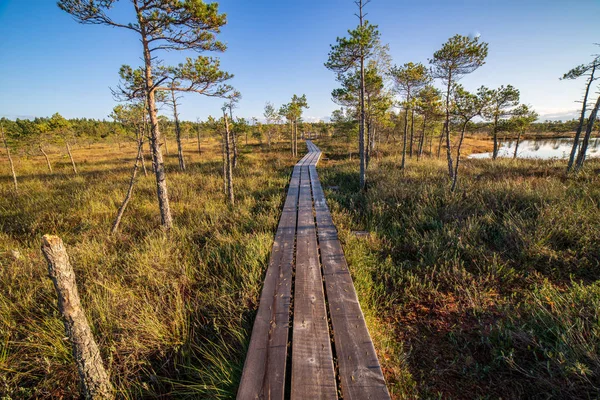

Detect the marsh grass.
[
  {"left": 0, "top": 138, "right": 296, "bottom": 398},
  {"left": 316, "top": 138, "right": 600, "bottom": 399}
]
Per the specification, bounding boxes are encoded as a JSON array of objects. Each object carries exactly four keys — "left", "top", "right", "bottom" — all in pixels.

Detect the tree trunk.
[
  {"left": 401, "top": 108, "right": 408, "bottom": 169},
  {"left": 223, "top": 111, "right": 235, "bottom": 205},
  {"left": 41, "top": 235, "right": 115, "bottom": 400},
  {"left": 141, "top": 32, "right": 173, "bottom": 229},
  {"left": 172, "top": 90, "right": 186, "bottom": 171},
  {"left": 437, "top": 124, "right": 444, "bottom": 159},
  {"left": 221, "top": 126, "right": 227, "bottom": 194},
  {"left": 66, "top": 142, "right": 78, "bottom": 175},
  {"left": 111, "top": 138, "right": 144, "bottom": 234},
  {"left": 40, "top": 145, "right": 53, "bottom": 173},
  {"left": 365, "top": 118, "right": 371, "bottom": 169},
  {"left": 444, "top": 77, "right": 454, "bottom": 178},
  {"left": 417, "top": 115, "right": 426, "bottom": 161},
  {"left": 358, "top": 7, "right": 366, "bottom": 189},
  {"left": 568, "top": 63, "right": 596, "bottom": 171},
  {"left": 575, "top": 94, "right": 600, "bottom": 171},
  {"left": 513, "top": 130, "right": 522, "bottom": 159},
  {"left": 451, "top": 122, "right": 469, "bottom": 192},
  {"left": 492, "top": 115, "right": 499, "bottom": 160},
  {"left": 1, "top": 124, "right": 17, "bottom": 192},
  {"left": 409, "top": 109, "right": 415, "bottom": 158},
  {"left": 197, "top": 123, "right": 202, "bottom": 155},
  {"left": 229, "top": 108, "right": 238, "bottom": 168}
]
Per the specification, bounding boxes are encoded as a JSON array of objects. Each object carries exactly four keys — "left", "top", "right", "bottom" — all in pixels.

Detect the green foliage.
[
  {"left": 58, "top": 0, "right": 227, "bottom": 52},
  {"left": 390, "top": 62, "right": 430, "bottom": 101},
  {"left": 430, "top": 34, "right": 489, "bottom": 84},
  {"left": 325, "top": 21, "right": 380, "bottom": 76},
  {"left": 482, "top": 84, "right": 521, "bottom": 123}
]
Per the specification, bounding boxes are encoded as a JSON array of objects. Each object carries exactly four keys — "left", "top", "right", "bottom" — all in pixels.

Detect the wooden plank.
[
  {"left": 307, "top": 146, "right": 391, "bottom": 400},
  {"left": 291, "top": 163, "right": 337, "bottom": 400},
  {"left": 237, "top": 163, "right": 303, "bottom": 400}
]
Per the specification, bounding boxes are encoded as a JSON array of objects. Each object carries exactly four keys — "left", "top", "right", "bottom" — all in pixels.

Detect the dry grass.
[
  {"left": 316, "top": 137, "right": 600, "bottom": 399},
  {"left": 0, "top": 137, "right": 296, "bottom": 398}
]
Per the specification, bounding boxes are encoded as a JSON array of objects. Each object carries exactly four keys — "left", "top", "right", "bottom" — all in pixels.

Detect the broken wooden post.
[{"left": 41, "top": 235, "right": 114, "bottom": 400}]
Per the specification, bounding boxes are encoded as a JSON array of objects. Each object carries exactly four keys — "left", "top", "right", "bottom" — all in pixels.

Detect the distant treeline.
[{"left": 0, "top": 114, "right": 332, "bottom": 151}]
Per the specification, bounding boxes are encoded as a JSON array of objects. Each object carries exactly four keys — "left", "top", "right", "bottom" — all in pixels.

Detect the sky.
[{"left": 0, "top": 0, "right": 599, "bottom": 122}]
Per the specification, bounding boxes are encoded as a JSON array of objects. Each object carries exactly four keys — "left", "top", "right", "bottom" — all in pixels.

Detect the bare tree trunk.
[
  {"left": 40, "top": 145, "right": 53, "bottom": 173},
  {"left": 443, "top": 78, "right": 454, "bottom": 178},
  {"left": 141, "top": 33, "right": 173, "bottom": 229},
  {"left": 228, "top": 108, "right": 238, "bottom": 169},
  {"left": 171, "top": 90, "right": 186, "bottom": 171},
  {"left": 1, "top": 124, "right": 17, "bottom": 192},
  {"left": 197, "top": 122, "right": 202, "bottom": 156},
  {"left": 223, "top": 111, "right": 235, "bottom": 205},
  {"left": 294, "top": 119, "right": 298, "bottom": 157},
  {"left": 568, "top": 63, "right": 596, "bottom": 171},
  {"left": 451, "top": 122, "right": 468, "bottom": 192},
  {"left": 437, "top": 124, "right": 444, "bottom": 159},
  {"left": 41, "top": 235, "right": 115, "bottom": 400},
  {"left": 111, "top": 139, "right": 144, "bottom": 234},
  {"left": 401, "top": 108, "right": 408, "bottom": 169},
  {"left": 358, "top": 1, "right": 366, "bottom": 189},
  {"left": 409, "top": 109, "right": 415, "bottom": 158},
  {"left": 575, "top": 95, "right": 600, "bottom": 171},
  {"left": 417, "top": 116, "right": 426, "bottom": 161},
  {"left": 221, "top": 127, "right": 227, "bottom": 194},
  {"left": 513, "top": 130, "right": 522, "bottom": 159},
  {"left": 290, "top": 121, "right": 294, "bottom": 156},
  {"left": 492, "top": 116, "right": 499, "bottom": 160},
  {"left": 66, "top": 142, "right": 78, "bottom": 175}
]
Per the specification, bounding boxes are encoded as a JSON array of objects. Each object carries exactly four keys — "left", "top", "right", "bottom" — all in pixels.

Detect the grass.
[
  {"left": 2, "top": 134, "right": 599, "bottom": 399},
  {"left": 315, "top": 137, "right": 600, "bottom": 399},
  {"left": 0, "top": 137, "right": 296, "bottom": 398}
]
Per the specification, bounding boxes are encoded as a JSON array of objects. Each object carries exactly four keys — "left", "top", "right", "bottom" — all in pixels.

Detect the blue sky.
[{"left": 0, "top": 0, "right": 598, "bottom": 122}]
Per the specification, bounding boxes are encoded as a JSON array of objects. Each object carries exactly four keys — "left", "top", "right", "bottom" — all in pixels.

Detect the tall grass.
[
  {"left": 0, "top": 138, "right": 295, "bottom": 398},
  {"left": 316, "top": 138, "right": 600, "bottom": 399}
]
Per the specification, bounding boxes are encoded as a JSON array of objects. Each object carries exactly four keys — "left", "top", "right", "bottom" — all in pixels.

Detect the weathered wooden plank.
[
  {"left": 291, "top": 163, "right": 337, "bottom": 400},
  {"left": 237, "top": 164, "right": 303, "bottom": 400},
  {"left": 308, "top": 156, "right": 390, "bottom": 400}
]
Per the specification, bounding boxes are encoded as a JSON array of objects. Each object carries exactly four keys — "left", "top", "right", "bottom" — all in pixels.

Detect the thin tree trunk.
[
  {"left": 66, "top": 142, "right": 78, "bottom": 175},
  {"left": 444, "top": 77, "right": 454, "bottom": 178},
  {"left": 41, "top": 235, "right": 115, "bottom": 400},
  {"left": 111, "top": 139, "right": 144, "bottom": 234},
  {"left": 437, "top": 123, "right": 444, "bottom": 159},
  {"left": 223, "top": 111, "right": 235, "bottom": 205},
  {"left": 418, "top": 116, "right": 426, "bottom": 161},
  {"left": 171, "top": 90, "right": 186, "bottom": 171},
  {"left": 1, "top": 124, "right": 17, "bottom": 192},
  {"left": 575, "top": 95, "right": 600, "bottom": 171},
  {"left": 358, "top": 2, "right": 366, "bottom": 189},
  {"left": 492, "top": 116, "right": 499, "bottom": 160},
  {"left": 569, "top": 63, "right": 596, "bottom": 171},
  {"left": 290, "top": 120, "right": 296, "bottom": 157},
  {"left": 409, "top": 109, "right": 415, "bottom": 158},
  {"left": 229, "top": 108, "right": 238, "bottom": 168},
  {"left": 513, "top": 130, "right": 522, "bottom": 159},
  {"left": 401, "top": 108, "right": 408, "bottom": 169},
  {"left": 40, "top": 145, "right": 53, "bottom": 173},
  {"left": 197, "top": 122, "right": 202, "bottom": 155},
  {"left": 451, "top": 122, "right": 469, "bottom": 192},
  {"left": 141, "top": 31, "right": 173, "bottom": 229},
  {"left": 221, "top": 126, "right": 227, "bottom": 194}
]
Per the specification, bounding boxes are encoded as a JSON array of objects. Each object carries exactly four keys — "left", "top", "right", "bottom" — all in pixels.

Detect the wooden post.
[{"left": 41, "top": 235, "right": 114, "bottom": 400}]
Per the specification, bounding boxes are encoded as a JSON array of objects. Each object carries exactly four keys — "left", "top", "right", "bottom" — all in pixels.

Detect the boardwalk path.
[{"left": 237, "top": 141, "right": 390, "bottom": 400}]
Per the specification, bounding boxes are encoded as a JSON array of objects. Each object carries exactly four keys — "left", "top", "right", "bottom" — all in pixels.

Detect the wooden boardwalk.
[{"left": 237, "top": 141, "right": 390, "bottom": 400}]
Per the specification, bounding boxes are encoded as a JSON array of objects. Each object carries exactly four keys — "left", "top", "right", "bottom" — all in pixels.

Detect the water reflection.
[{"left": 469, "top": 138, "right": 600, "bottom": 160}]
